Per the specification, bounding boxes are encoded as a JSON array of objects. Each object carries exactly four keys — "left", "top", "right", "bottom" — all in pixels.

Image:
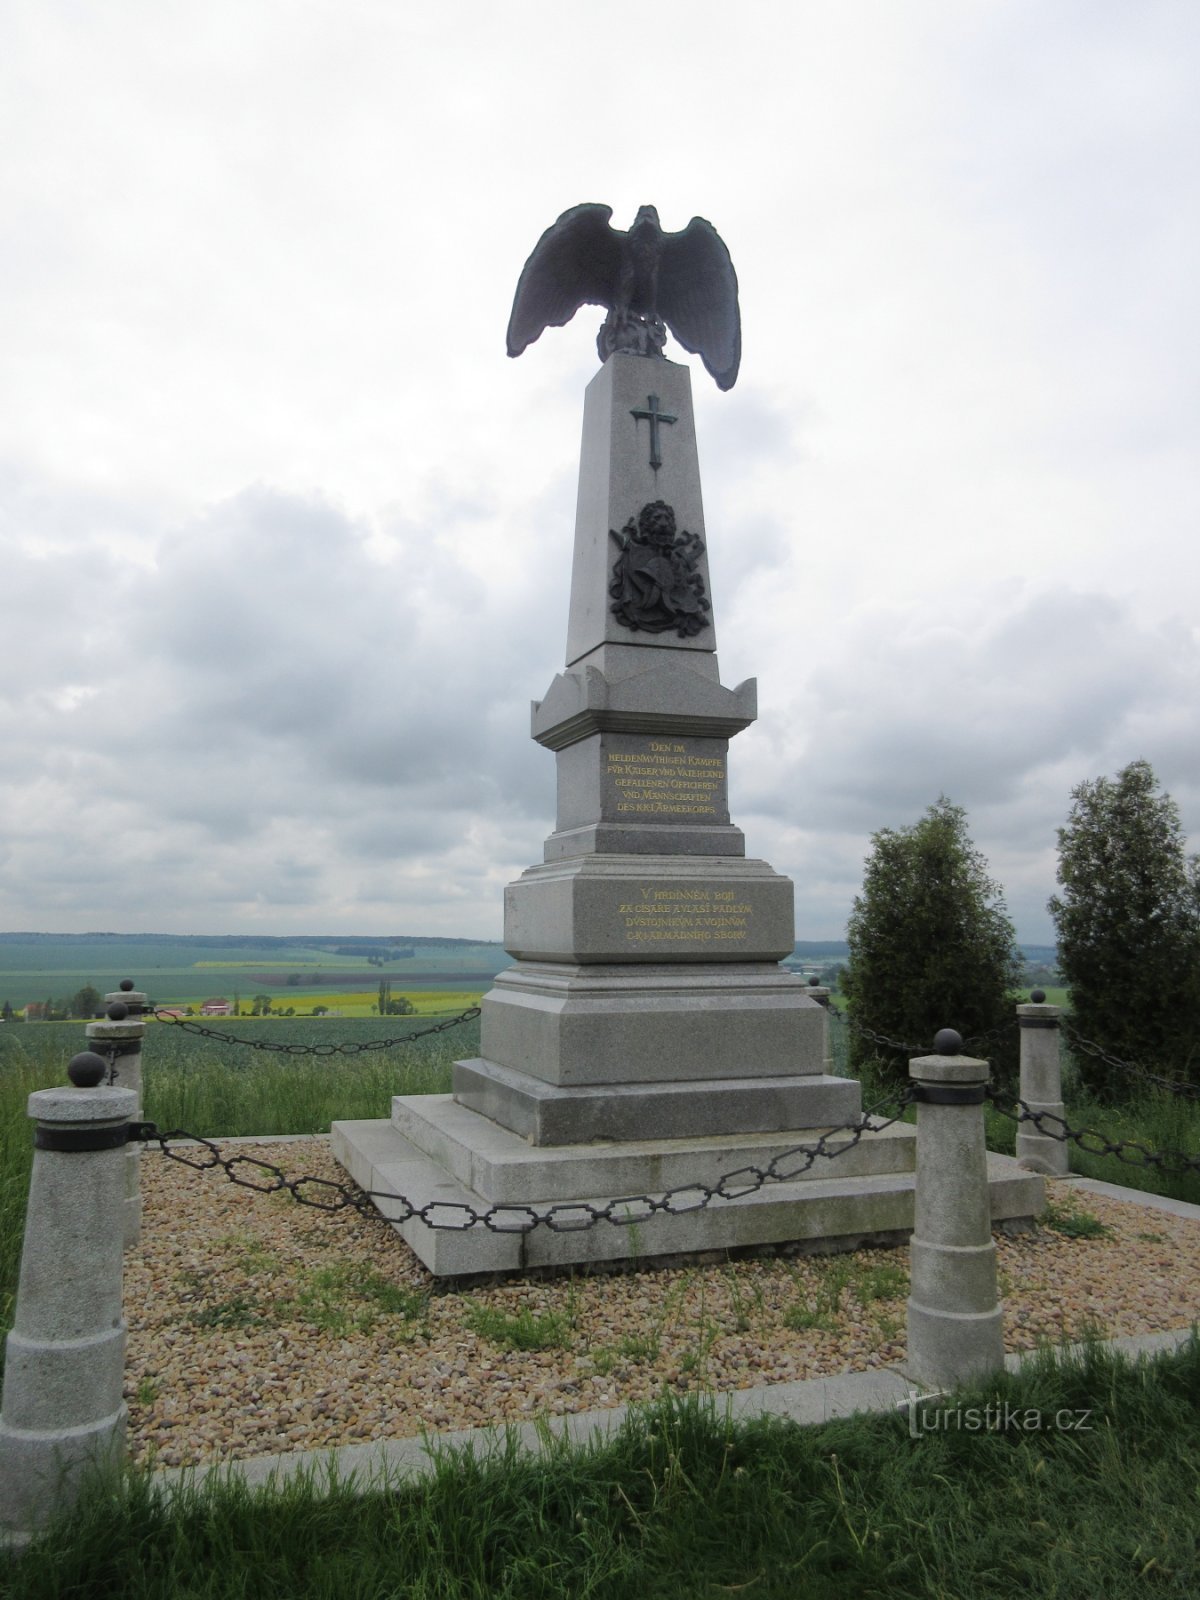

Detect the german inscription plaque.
[{"left": 600, "top": 733, "right": 729, "bottom": 825}]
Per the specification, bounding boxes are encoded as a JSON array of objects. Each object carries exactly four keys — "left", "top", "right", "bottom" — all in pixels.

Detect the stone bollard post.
[
  {"left": 87, "top": 980, "right": 148, "bottom": 1247},
  {"left": 805, "top": 978, "right": 834, "bottom": 1074},
  {"left": 0, "top": 1054, "right": 136, "bottom": 1548},
  {"left": 905, "top": 1029, "right": 1005, "bottom": 1388},
  {"left": 1015, "top": 989, "right": 1069, "bottom": 1177}
]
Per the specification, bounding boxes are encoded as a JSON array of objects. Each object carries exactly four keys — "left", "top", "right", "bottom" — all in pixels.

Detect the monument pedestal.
[{"left": 332, "top": 351, "right": 1042, "bottom": 1275}]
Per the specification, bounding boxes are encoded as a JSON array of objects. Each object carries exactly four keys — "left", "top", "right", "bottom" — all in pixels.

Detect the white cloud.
[{"left": 1, "top": 1, "right": 1198, "bottom": 941}]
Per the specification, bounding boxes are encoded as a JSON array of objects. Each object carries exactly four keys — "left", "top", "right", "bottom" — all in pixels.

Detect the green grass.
[
  {"left": 180, "top": 1240, "right": 430, "bottom": 1338},
  {"left": 0, "top": 933, "right": 510, "bottom": 1008},
  {"left": 830, "top": 1006, "right": 1200, "bottom": 1208},
  {"left": 0, "top": 1050, "right": 56, "bottom": 1359},
  {"left": 1039, "top": 1198, "right": 1111, "bottom": 1239},
  {"left": 0, "top": 1014, "right": 476, "bottom": 1138},
  {"left": 3, "top": 1338, "right": 1200, "bottom": 1598},
  {"left": 464, "top": 1300, "right": 574, "bottom": 1353},
  {"left": 781, "top": 1252, "right": 909, "bottom": 1333}
]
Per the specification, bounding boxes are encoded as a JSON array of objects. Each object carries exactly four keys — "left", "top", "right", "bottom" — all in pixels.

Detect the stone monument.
[{"left": 331, "top": 204, "right": 1042, "bottom": 1273}]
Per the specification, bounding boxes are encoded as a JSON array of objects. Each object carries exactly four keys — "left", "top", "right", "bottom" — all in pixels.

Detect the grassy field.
[
  {"left": 156, "top": 988, "right": 486, "bottom": 1017},
  {"left": 1, "top": 1341, "right": 1198, "bottom": 1597},
  {"left": 0, "top": 934, "right": 509, "bottom": 1012}
]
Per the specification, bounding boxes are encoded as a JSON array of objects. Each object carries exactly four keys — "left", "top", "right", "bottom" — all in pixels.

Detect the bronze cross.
[{"left": 630, "top": 393, "right": 677, "bottom": 471}]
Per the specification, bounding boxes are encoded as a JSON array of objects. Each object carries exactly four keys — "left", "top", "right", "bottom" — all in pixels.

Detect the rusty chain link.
[
  {"left": 131, "top": 1084, "right": 916, "bottom": 1234},
  {"left": 150, "top": 1004, "right": 481, "bottom": 1056},
  {"left": 825, "top": 1007, "right": 923, "bottom": 1057},
  {"left": 1062, "top": 1022, "right": 1200, "bottom": 1101},
  {"left": 989, "top": 1094, "right": 1200, "bottom": 1176},
  {"left": 825, "top": 1007, "right": 1016, "bottom": 1057}
]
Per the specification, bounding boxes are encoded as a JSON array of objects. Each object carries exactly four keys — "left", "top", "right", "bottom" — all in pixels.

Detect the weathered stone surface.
[
  {"left": 1016, "top": 1004, "right": 1069, "bottom": 1177},
  {"left": 504, "top": 857, "right": 795, "bottom": 965},
  {"left": 565, "top": 356, "right": 715, "bottom": 666},
  {"left": 0, "top": 1084, "right": 134, "bottom": 1541},
  {"left": 532, "top": 657, "right": 756, "bottom": 749},
  {"left": 543, "top": 821, "right": 747, "bottom": 861},
  {"left": 451, "top": 1059, "right": 862, "bottom": 1145},
  {"left": 86, "top": 1017, "right": 144, "bottom": 1247},
  {"left": 393, "top": 1093, "right": 897, "bottom": 1202},
  {"left": 331, "top": 1115, "right": 1041, "bottom": 1278},
  {"left": 474, "top": 961, "right": 823, "bottom": 1088},
  {"left": 905, "top": 1052, "right": 1011, "bottom": 1386}
]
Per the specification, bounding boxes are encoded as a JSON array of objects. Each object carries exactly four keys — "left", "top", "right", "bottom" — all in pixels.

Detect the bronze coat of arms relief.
[{"left": 608, "top": 501, "right": 712, "bottom": 638}]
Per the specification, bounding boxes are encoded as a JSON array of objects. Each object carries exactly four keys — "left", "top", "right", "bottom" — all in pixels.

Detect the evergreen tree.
[
  {"left": 1049, "top": 759, "right": 1200, "bottom": 1093},
  {"left": 69, "top": 984, "right": 102, "bottom": 1018},
  {"left": 843, "top": 797, "right": 1021, "bottom": 1090}
]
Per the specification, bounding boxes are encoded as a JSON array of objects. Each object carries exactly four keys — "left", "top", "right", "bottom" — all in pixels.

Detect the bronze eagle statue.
[{"left": 506, "top": 203, "right": 741, "bottom": 391}]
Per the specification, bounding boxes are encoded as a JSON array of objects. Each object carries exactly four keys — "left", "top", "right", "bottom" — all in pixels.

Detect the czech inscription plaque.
[{"left": 619, "top": 882, "right": 755, "bottom": 949}]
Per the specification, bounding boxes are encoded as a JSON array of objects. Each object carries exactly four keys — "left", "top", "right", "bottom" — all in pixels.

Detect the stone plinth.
[{"left": 330, "top": 1114, "right": 1042, "bottom": 1278}]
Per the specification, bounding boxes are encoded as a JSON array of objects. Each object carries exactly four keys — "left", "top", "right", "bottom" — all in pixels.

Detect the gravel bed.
[{"left": 124, "top": 1139, "right": 1200, "bottom": 1469}]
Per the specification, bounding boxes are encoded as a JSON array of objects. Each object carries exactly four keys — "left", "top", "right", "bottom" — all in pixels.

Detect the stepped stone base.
[
  {"left": 477, "top": 960, "right": 825, "bottom": 1091},
  {"left": 331, "top": 1101, "right": 1044, "bottom": 1278},
  {"left": 452, "top": 1059, "right": 861, "bottom": 1145}
]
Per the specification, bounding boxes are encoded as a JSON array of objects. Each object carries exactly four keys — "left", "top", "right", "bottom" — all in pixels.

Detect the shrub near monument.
[
  {"left": 1050, "top": 759, "right": 1200, "bottom": 1095},
  {"left": 843, "top": 797, "right": 1022, "bottom": 1090}
]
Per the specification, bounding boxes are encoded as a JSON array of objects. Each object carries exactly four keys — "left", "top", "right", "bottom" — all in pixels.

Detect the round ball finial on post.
[
  {"left": 932, "top": 1028, "right": 962, "bottom": 1056},
  {"left": 1030, "top": 988, "right": 1046, "bottom": 1005},
  {"left": 106, "top": 1002, "right": 129, "bottom": 1022},
  {"left": 119, "top": 980, "right": 135, "bottom": 993},
  {"left": 67, "top": 1052, "right": 108, "bottom": 1088}
]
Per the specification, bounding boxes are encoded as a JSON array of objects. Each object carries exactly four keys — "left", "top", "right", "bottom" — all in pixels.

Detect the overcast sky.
[{"left": 2, "top": 0, "right": 1197, "bottom": 944}]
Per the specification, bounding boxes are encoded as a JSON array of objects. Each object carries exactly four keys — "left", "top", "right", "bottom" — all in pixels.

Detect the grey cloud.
[
  {"left": 0, "top": 479, "right": 559, "bottom": 931},
  {"left": 729, "top": 586, "right": 1200, "bottom": 940}
]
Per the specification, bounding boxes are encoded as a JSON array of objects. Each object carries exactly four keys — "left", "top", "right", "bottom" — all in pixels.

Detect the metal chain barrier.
[
  {"left": 961, "top": 1016, "right": 1020, "bottom": 1051},
  {"left": 150, "top": 1004, "right": 481, "bottom": 1057},
  {"left": 825, "top": 1007, "right": 922, "bottom": 1057},
  {"left": 989, "top": 1094, "right": 1200, "bottom": 1177},
  {"left": 826, "top": 1007, "right": 1015, "bottom": 1057},
  {"left": 1062, "top": 1022, "right": 1200, "bottom": 1101},
  {"left": 130, "top": 1084, "right": 916, "bottom": 1234}
]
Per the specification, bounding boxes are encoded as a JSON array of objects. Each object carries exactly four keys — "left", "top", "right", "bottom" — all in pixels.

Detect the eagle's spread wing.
[
  {"left": 506, "top": 204, "right": 623, "bottom": 358},
  {"left": 656, "top": 216, "right": 741, "bottom": 391}
]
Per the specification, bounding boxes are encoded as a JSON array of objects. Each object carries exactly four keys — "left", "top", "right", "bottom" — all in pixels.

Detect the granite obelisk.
[
  {"left": 330, "top": 206, "right": 1042, "bottom": 1273},
  {"left": 453, "top": 350, "right": 859, "bottom": 1150}
]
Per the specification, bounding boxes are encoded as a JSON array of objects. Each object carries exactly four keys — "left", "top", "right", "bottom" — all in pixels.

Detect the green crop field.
[{"left": 0, "top": 933, "right": 510, "bottom": 1013}]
